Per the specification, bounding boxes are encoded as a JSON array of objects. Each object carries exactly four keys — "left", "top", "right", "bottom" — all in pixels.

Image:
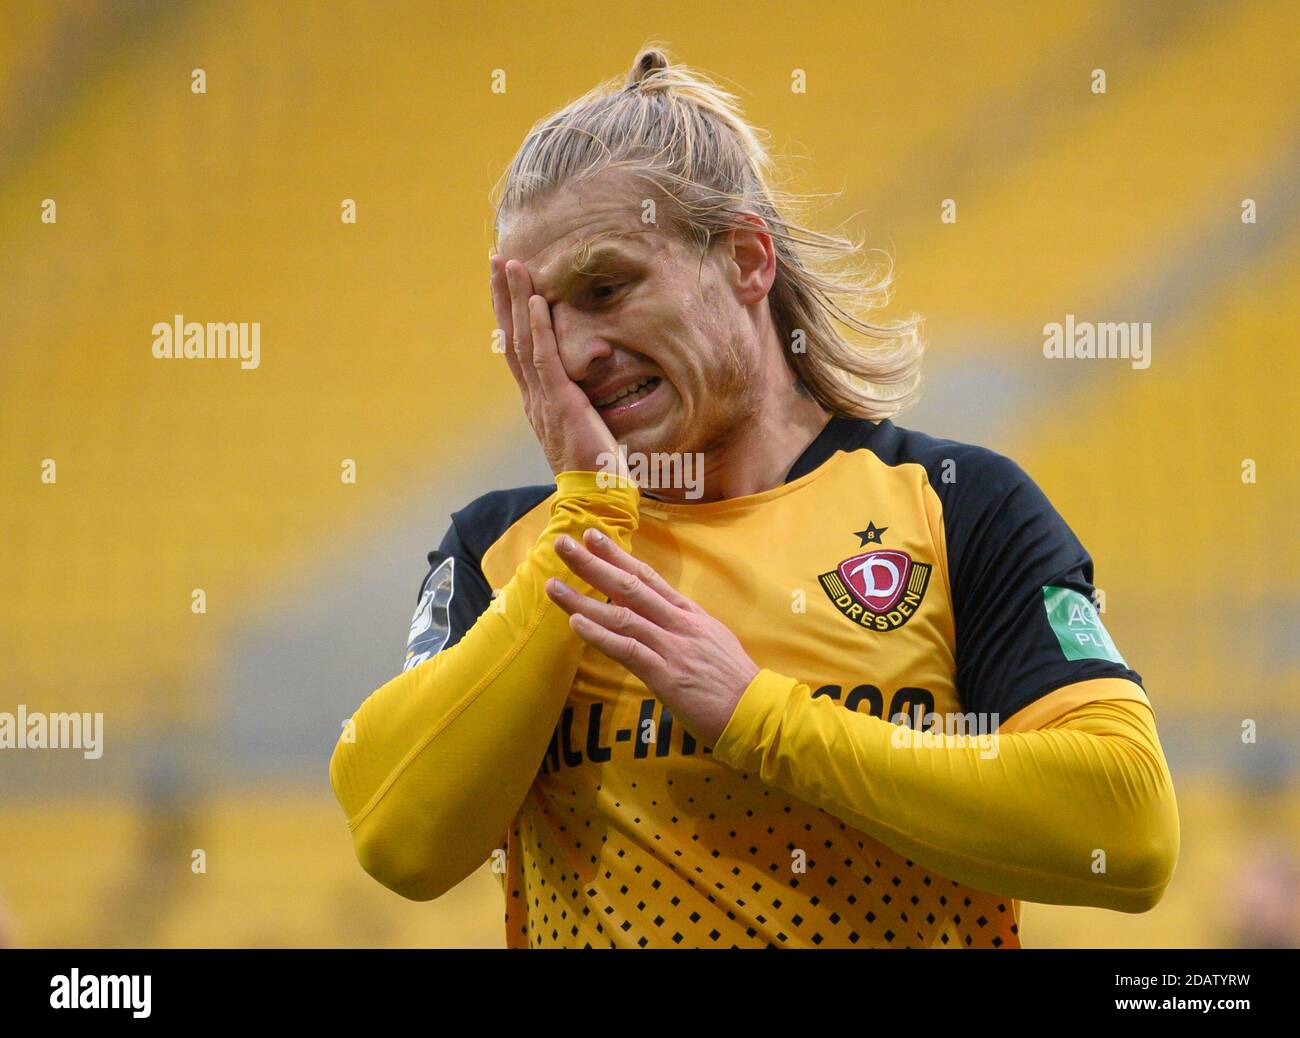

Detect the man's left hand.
[{"left": 545, "top": 528, "right": 760, "bottom": 747}]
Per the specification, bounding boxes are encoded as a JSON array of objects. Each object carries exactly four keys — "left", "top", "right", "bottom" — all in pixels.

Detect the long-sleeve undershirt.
[
  {"left": 331, "top": 472, "right": 1178, "bottom": 914},
  {"left": 712, "top": 670, "right": 1179, "bottom": 912}
]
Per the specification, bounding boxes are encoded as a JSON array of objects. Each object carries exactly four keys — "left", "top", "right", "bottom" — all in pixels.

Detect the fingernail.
[
  {"left": 556, "top": 535, "right": 573, "bottom": 552},
  {"left": 589, "top": 530, "right": 607, "bottom": 545},
  {"left": 548, "top": 579, "right": 568, "bottom": 597}
]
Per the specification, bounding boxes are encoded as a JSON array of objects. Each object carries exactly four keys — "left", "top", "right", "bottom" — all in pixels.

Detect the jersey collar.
[{"left": 782, "top": 414, "right": 881, "bottom": 484}]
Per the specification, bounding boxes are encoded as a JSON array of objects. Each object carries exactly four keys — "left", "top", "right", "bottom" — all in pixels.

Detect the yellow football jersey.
[{"left": 334, "top": 416, "right": 1176, "bottom": 948}]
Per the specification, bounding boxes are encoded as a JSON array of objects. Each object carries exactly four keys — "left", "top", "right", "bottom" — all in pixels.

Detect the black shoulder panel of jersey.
[
  {"left": 401, "top": 483, "right": 554, "bottom": 671},
  {"left": 826, "top": 416, "right": 1144, "bottom": 721},
  {"left": 443, "top": 483, "right": 557, "bottom": 572},
  {"left": 783, "top": 412, "right": 881, "bottom": 482}
]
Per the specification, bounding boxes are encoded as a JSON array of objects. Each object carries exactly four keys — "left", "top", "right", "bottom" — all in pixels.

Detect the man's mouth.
[{"left": 591, "top": 375, "right": 663, "bottom": 412}]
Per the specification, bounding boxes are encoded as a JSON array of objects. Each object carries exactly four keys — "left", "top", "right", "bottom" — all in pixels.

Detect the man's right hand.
[{"left": 490, "top": 255, "right": 622, "bottom": 478}]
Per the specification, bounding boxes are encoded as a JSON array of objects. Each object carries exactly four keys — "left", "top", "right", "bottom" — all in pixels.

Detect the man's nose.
[{"left": 550, "top": 306, "right": 612, "bottom": 382}]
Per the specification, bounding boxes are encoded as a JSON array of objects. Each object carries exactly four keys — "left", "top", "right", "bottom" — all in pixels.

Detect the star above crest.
[{"left": 854, "top": 522, "right": 888, "bottom": 546}]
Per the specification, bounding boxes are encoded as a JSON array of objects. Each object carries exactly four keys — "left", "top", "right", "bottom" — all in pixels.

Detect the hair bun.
[{"left": 626, "top": 48, "right": 669, "bottom": 89}]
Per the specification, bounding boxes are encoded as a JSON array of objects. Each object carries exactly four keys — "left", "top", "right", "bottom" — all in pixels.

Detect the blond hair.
[{"left": 490, "top": 45, "right": 923, "bottom": 419}]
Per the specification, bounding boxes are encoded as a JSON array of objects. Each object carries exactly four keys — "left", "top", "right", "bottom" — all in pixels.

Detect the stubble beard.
[{"left": 658, "top": 328, "right": 761, "bottom": 464}]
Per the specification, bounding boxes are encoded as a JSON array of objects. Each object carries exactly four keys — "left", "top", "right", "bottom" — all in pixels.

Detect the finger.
[
  {"left": 545, "top": 577, "right": 669, "bottom": 654},
  {"left": 504, "top": 260, "right": 540, "bottom": 396},
  {"left": 582, "top": 528, "right": 696, "bottom": 612},
  {"left": 568, "top": 611, "right": 667, "bottom": 686},
  {"left": 505, "top": 261, "right": 537, "bottom": 384},
  {"left": 528, "top": 294, "right": 570, "bottom": 397},
  {"left": 489, "top": 255, "right": 514, "bottom": 336},
  {"left": 555, "top": 533, "right": 682, "bottom": 629},
  {"left": 490, "top": 256, "right": 527, "bottom": 394}
]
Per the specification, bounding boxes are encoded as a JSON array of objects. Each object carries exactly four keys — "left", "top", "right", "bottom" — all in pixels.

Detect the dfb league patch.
[
  {"left": 404, "top": 556, "right": 455, "bottom": 671},
  {"left": 818, "top": 549, "right": 931, "bottom": 632}
]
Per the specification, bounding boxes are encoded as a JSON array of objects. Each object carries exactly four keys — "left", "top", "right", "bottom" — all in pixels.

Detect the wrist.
[
  {"left": 550, "top": 472, "right": 641, "bottom": 547},
  {"left": 555, "top": 470, "right": 640, "bottom": 495},
  {"left": 712, "top": 668, "right": 800, "bottom": 770}
]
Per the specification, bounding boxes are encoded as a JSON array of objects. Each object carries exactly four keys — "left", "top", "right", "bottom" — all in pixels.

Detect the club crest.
[{"left": 819, "top": 549, "right": 931, "bottom": 632}]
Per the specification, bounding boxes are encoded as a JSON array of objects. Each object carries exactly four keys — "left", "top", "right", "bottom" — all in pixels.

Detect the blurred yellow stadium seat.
[{"left": 1, "top": 0, "right": 1295, "bottom": 947}]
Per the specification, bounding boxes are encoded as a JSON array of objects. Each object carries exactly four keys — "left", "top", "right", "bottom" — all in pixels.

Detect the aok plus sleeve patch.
[{"left": 1042, "top": 585, "right": 1127, "bottom": 665}]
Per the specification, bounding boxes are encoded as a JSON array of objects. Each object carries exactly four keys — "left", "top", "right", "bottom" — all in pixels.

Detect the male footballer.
[{"left": 330, "top": 48, "right": 1179, "bottom": 948}]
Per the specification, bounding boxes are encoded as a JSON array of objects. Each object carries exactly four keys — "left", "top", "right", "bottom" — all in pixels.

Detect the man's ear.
[{"left": 724, "top": 214, "right": 776, "bottom": 305}]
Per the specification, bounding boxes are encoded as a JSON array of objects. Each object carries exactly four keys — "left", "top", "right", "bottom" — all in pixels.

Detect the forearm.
[
  {"left": 713, "top": 672, "right": 1179, "bottom": 912},
  {"left": 329, "top": 471, "right": 639, "bottom": 900}
]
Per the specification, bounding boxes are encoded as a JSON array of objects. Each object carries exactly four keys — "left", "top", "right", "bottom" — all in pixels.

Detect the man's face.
[{"left": 496, "top": 170, "right": 759, "bottom": 457}]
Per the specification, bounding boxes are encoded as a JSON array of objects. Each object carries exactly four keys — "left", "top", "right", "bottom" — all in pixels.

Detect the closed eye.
[{"left": 588, "top": 280, "right": 626, "bottom": 305}]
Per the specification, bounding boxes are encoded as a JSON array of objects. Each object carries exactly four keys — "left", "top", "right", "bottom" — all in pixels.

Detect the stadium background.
[{"left": 1, "top": 0, "right": 1297, "bottom": 948}]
